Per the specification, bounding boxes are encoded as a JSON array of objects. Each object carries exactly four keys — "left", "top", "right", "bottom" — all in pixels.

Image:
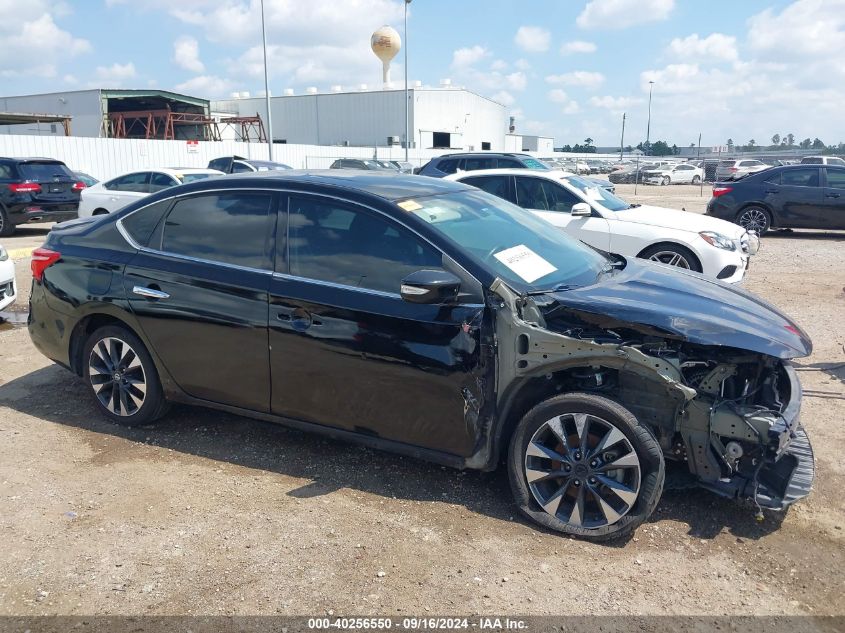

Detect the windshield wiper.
[
  {"left": 628, "top": 203, "right": 641, "bottom": 208},
  {"left": 527, "top": 283, "right": 580, "bottom": 295}
]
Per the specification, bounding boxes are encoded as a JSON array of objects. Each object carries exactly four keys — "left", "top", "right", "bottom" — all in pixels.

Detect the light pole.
[
  {"left": 645, "top": 80, "right": 654, "bottom": 156},
  {"left": 260, "top": 0, "right": 274, "bottom": 160},
  {"left": 619, "top": 112, "right": 626, "bottom": 162},
  {"left": 404, "top": 0, "right": 412, "bottom": 163}
]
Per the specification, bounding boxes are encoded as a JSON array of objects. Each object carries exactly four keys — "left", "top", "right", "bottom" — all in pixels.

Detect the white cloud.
[
  {"left": 667, "top": 33, "right": 738, "bottom": 62},
  {"left": 0, "top": 2, "right": 91, "bottom": 79},
  {"left": 548, "top": 89, "right": 569, "bottom": 104},
  {"left": 748, "top": 0, "right": 845, "bottom": 56},
  {"left": 577, "top": 0, "right": 674, "bottom": 30},
  {"left": 514, "top": 58, "right": 532, "bottom": 71},
  {"left": 451, "top": 46, "right": 489, "bottom": 69},
  {"left": 490, "top": 59, "right": 508, "bottom": 72},
  {"left": 562, "top": 101, "right": 580, "bottom": 115},
  {"left": 560, "top": 40, "right": 597, "bottom": 54},
  {"left": 174, "top": 75, "right": 234, "bottom": 98},
  {"left": 545, "top": 71, "right": 605, "bottom": 89},
  {"left": 589, "top": 95, "right": 644, "bottom": 111},
  {"left": 514, "top": 26, "right": 551, "bottom": 53},
  {"left": 94, "top": 62, "right": 136, "bottom": 86},
  {"left": 173, "top": 36, "right": 205, "bottom": 73},
  {"left": 491, "top": 91, "right": 515, "bottom": 106}
]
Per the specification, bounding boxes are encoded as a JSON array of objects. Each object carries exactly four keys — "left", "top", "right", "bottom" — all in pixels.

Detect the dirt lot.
[{"left": 1, "top": 188, "right": 844, "bottom": 619}]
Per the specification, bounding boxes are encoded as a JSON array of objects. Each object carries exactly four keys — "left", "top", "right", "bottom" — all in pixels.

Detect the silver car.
[{"left": 715, "top": 159, "right": 770, "bottom": 181}]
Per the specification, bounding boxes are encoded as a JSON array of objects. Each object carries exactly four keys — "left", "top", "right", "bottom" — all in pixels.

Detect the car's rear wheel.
[
  {"left": 638, "top": 243, "right": 702, "bottom": 272},
  {"left": 692, "top": 175, "right": 701, "bottom": 185},
  {"left": 82, "top": 325, "right": 168, "bottom": 426},
  {"left": 0, "top": 207, "right": 14, "bottom": 237},
  {"left": 508, "top": 393, "right": 664, "bottom": 541},
  {"left": 735, "top": 206, "right": 771, "bottom": 234}
]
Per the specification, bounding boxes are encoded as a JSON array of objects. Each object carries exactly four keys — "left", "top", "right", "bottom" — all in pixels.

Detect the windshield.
[
  {"left": 400, "top": 189, "right": 608, "bottom": 292},
  {"left": 522, "top": 158, "right": 550, "bottom": 170},
  {"left": 564, "top": 175, "right": 631, "bottom": 212},
  {"left": 19, "top": 162, "right": 75, "bottom": 182}
]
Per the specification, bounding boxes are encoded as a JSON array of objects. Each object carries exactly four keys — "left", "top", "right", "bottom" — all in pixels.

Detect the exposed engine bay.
[{"left": 487, "top": 279, "right": 815, "bottom": 515}]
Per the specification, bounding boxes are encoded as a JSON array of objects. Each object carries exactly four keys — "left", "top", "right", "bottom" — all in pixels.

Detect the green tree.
[
  {"left": 800, "top": 138, "right": 812, "bottom": 149},
  {"left": 727, "top": 139, "right": 735, "bottom": 152},
  {"left": 786, "top": 133, "right": 795, "bottom": 147},
  {"left": 812, "top": 138, "right": 825, "bottom": 149},
  {"left": 651, "top": 140, "right": 671, "bottom": 155},
  {"left": 747, "top": 139, "right": 757, "bottom": 150},
  {"left": 671, "top": 144, "right": 680, "bottom": 155},
  {"left": 583, "top": 137, "right": 594, "bottom": 147},
  {"left": 771, "top": 133, "right": 780, "bottom": 147}
]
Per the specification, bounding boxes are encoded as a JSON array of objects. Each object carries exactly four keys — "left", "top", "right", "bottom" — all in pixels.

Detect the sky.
[{"left": 2, "top": 0, "right": 844, "bottom": 148}]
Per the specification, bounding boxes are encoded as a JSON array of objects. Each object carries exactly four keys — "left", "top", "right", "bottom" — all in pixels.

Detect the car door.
[
  {"left": 514, "top": 175, "right": 611, "bottom": 251},
  {"left": 149, "top": 172, "right": 180, "bottom": 193},
  {"left": 821, "top": 168, "right": 845, "bottom": 229},
  {"left": 123, "top": 190, "right": 277, "bottom": 412},
  {"left": 766, "top": 168, "right": 824, "bottom": 228},
  {"left": 268, "top": 193, "right": 489, "bottom": 457},
  {"left": 459, "top": 174, "right": 516, "bottom": 204},
  {"left": 674, "top": 164, "right": 693, "bottom": 183}
]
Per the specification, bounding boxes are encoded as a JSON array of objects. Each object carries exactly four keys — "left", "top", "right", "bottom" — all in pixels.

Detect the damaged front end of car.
[{"left": 477, "top": 262, "right": 815, "bottom": 517}]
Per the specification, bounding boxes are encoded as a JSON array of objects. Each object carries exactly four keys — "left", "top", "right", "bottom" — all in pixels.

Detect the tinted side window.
[
  {"left": 826, "top": 169, "right": 845, "bottom": 189},
  {"left": 160, "top": 192, "right": 274, "bottom": 269},
  {"left": 782, "top": 168, "right": 820, "bottom": 187},
  {"left": 496, "top": 158, "right": 523, "bottom": 168},
  {"left": 231, "top": 162, "right": 254, "bottom": 173},
  {"left": 464, "top": 157, "right": 495, "bottom": 171},
  {"left": 287, "top": 197, "right": 442, "bottom": 294},
  {"left": 462, "top": 175, "right": 511, "bottom": 201},
  {"left": 437, "top": 159, "right": 459, "bottom": 174},
  {"left": 107, "top": 172, "right": 150, "bottom": 193},
  {"left": 0, "top": 163, "right": 14, "bottom": 179},
  {"left": 121, "top": 199, "right": 172, "bottom": 247},
  {"left": 514, "top": 176, "right": 549, "bottom": 210},
  {"left": 802, "top": 157, "right": 822, "bottom": 164},
  {"left": 542, "top": 182, "right": 581, "bottom": 213},
  {"left": 764, "top": 172, "right": 781, "bottom": 185},
  {"left": 149, "top": 172, "right": 178, "bottom": 193}
]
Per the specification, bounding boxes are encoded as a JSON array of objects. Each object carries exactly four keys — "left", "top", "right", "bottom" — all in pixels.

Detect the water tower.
[{"left": 371, "top": 26, "right": 401, "bottom": 86}]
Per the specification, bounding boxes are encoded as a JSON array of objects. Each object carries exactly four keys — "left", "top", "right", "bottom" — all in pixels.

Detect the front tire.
[
  {"left": 0, "top": 207, "right": 14, "bottom": 237},
  {"left": 662, "top": 175, "right": 671, "bottom": 186},
  {"left": 735, "top": 206, "right": 771, "bottom": 234},
  {"left": 508, "top": 393, "right": 664, "bottom": 541},
  {"left": 638, "top": 243, "right": 702, "bottom": 272},
  {"left": 82, "top": 325, "right": 168, "bottom": 426}
]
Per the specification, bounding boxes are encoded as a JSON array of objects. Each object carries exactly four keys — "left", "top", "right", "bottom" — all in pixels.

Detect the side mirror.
[
  {"left": 571, "top": 202, "right": 592, "bottom": 217},
  {"left": 400, "top": 269, "right": 461, "bottom": 304}
]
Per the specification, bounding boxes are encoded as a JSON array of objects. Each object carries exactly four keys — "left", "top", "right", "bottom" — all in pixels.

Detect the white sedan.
[
  {"left": 78, "top": 168, "right": 223, "bottom": 217},
  {"left": 0, "top": 244, "right": 16, "bottom": 312},
  {"left": 642, "top": 163, "right": 704, "bottom": 185},
  {"left": 446, "top": 169, "right": 758, "bottom": 283}
]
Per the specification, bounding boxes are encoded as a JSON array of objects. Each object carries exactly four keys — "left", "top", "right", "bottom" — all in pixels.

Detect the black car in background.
[
  {"left": 706, "top": 164, "right": 845, "bottom": 233},
  {"left": 28, "top": 171, "right": 814, "bottom": 541},
  {"left": 417, "top": 152, "right": 549, "bottom": 177},
  {"left": 0, "top": 157, "right": 84, "bottom": 236},
  {"left": 329, "top": 158, "right": 396, "bottom": 170},
  {"left": 208, "top": 155, "right": 292, "bottom": 173}
]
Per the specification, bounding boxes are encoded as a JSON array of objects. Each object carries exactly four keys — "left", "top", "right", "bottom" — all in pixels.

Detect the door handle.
[
  {"left": 132, "top": 285, "right": 170, "bottom": 300},
  {"left": 765, "top": 189, "right": 779, "bottom": 194},
  {"left": 825, "top": 193, "right": 841, "bottom": 198},
  {"left": 275, "top": 307, "right": 322, "bottom": 330}
]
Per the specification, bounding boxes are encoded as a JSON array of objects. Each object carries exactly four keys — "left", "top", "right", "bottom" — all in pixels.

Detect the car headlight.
[
  {"left": 699, "top": 231, "right": 736, "bottom": 251},
  {"left": 0, "top": 246, "right": 7, "bottom": 262}
]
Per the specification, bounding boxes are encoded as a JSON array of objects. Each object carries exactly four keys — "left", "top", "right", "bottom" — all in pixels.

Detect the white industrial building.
[{"left": 212, "top": 86, "right": 511, "bottom": 151}]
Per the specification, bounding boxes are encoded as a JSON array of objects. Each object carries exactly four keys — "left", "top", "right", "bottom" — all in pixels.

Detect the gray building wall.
[{"left": 0, "top": 89, "right": 103, "bottom": 137}]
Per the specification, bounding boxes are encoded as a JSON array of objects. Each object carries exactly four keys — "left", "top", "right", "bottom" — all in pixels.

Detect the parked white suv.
[
  {"left": 800, "top": 156, "right": 845, "bottom": 166},
  {"left": 78, "top": 168, "right": 223, "bottom": 217},
  {"left": 0, "top": 243, "right": 16, "bottom": 312},
  {"left": 643, "top": 163, "right": 704, "bottom": 185},
  {"left": 715, "top": 159, "right": 770, "bottom": 181},
  {"left": 447, "top": 169, "right": 759, "bottom": 284}
]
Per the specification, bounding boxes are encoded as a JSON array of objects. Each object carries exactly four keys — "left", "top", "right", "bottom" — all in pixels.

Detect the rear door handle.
[
  {"left": 765, "top": 189, "right": 780, "bottom": 194},
  {"left": 825, "top": 193, "right": 841, "bottom": 198},
  {"left": 132, "top": 285, "right": 170, "bottom": 300}
]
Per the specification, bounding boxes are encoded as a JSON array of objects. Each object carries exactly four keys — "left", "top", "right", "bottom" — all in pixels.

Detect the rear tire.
[
  {"left": 0, "top": 207, "right": 14, "bottom": 237},
  {"left": 507, "top": 393, "right": 664, "bottom": 542},
  {"left": 82, "top": 325, "right": 169, "bottom": 426},
  {"left": 735, "top": 206, "right": 771, "bottom": 235},
  {"left": 638, "top": 243, "right": 702, "bottom": 272},
  {"left": 692, "top": 175, "right": 701, "bottom": 185}
]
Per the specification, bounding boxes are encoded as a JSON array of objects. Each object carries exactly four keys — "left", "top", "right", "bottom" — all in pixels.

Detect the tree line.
[{"left": 723, "top": 135, "right": 841, "bottom": 153}]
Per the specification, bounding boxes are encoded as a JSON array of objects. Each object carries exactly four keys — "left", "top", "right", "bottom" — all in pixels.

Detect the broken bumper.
[{"left": 751, "top": 426, "right": 815, "bottom": 509}]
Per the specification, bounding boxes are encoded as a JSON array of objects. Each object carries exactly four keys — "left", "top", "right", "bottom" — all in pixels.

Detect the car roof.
[
  {"left": 444, "top": 168, "right": 573, "bottom": 181},
  {"left": 434, "top": 152, "right": 532, "bottom": 159},
  {"left": 198, "top": 169, "right": 473, "bottom": 201},
  {"left": 0, "top": 156, "right": 66, "bottom": 163}
]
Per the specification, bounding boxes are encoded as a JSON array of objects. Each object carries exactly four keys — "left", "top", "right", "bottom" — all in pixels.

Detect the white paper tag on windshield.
[
  {"left": 494, "top": 245, "right": 557, "bottom": 283},
  {"left": 584, "top": 187, "right": 603, "bottom": 201}
]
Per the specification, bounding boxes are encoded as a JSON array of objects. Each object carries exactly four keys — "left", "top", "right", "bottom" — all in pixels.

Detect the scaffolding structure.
[
  {"left": 106, "top": 106, "right": 221, "bottom": 141},
  {"left": 217, "top": 114, "right": 268, "bottom": 143}
]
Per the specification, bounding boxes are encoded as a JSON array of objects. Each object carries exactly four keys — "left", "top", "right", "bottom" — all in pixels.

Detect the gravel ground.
[{"left": 0, "top": 190, "right": 844, "bottom": 619}]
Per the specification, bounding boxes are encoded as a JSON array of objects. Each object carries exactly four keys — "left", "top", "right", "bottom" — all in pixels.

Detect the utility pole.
[
  {"left": 619, "top": 112, "right": 626, "bottom": 162},
  {"left": 404, "top": 0, "right": 412, "bottom": 163},
  {"left": 260, "top": 0, "right": 273, "bottom": 160},
  {"left": 645, "top": 80, "right": 654, "bottom": 156}
]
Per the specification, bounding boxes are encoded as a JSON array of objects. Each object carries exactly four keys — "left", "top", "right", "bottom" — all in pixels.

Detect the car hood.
[
  {"left": 539, "top": 259, "right": 811, "bottom": 359},
  {"left": 611, "top": 205, "right": 746, "bottom": 238}
]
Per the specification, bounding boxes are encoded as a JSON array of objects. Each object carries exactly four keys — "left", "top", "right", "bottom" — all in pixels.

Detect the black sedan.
[
  {"left": 706, "top": 164, "right": 845, "bottom": 233},
  {"left": 29, "top": 171, "right": 814, "bottom": 541}
]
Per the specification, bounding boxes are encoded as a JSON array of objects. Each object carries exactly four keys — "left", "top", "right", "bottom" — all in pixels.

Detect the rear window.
[
  {"left": 801, "top": 157, "right": 822, "bottom": 164},
  {"left": 521, "top": 158, "right": 550, "bottom": 170},
  {"left": 18, "top": 162, "right": 75, "bottom": 182},
  {"left": 718, "top": 161, "right": 735, "bottom": 167},
  {"left": 177, "top": 173, "right": 218, "bottom": 184}
]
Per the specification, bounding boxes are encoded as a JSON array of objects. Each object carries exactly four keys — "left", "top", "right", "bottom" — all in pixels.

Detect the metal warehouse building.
[{"left": 212, "top": 86, "right": 509, "bottom": 151}]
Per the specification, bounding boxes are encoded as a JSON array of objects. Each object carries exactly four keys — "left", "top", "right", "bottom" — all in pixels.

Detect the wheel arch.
[
  {"left": 68, "top": 313, "right": 140, "bottom": 375},
  {"left": 636, "top": 240, "right": 703, "bottom": 271}
]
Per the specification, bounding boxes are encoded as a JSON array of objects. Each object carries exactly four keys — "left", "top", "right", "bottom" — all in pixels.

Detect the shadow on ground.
[{"left": 0, "top": 364, "right": 791, "bottom": 544}]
